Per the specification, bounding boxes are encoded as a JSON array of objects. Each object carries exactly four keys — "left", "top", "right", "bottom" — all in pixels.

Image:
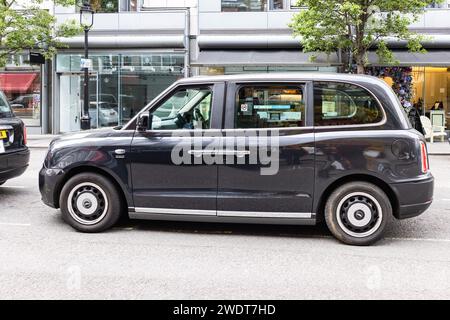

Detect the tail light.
[
  {"left": 23, "top": 124, "right": 27, "bottom": 146},
  {"left": 420, "top": 141, "right": 429, "bottom": 173}
]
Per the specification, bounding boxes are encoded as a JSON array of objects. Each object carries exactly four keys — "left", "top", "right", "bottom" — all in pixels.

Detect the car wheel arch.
[
  {"left": 315, "top": 174, "right": 400, "bottom": 221},
  {"left": 54, "top": 165, "right": 130, "bottom": 211}
]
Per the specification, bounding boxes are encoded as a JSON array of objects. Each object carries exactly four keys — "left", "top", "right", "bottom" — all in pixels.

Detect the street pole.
[
  {"left": 80, "top": 27, "right": 91, "bottom": 130},
  {"left": 80, "top": 2, "right": 94, "bottom": 130}
]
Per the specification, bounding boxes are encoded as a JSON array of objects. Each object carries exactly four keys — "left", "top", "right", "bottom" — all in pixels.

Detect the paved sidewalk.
[
  {"left": 426, "top": 141, "right": 450, "bottom": 155},
  {"left": 27, "top": 134, "right": 60, "bottom": 149},
  {"left": 27, "top": 134, "right": 450, "bottom": 155}
]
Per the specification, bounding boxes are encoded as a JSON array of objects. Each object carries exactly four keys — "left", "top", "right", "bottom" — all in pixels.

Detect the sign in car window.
[{"left": 254, "top": 105, "right": 291, "bottom": 110}]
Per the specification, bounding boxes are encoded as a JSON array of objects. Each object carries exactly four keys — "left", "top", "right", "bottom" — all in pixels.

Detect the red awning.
[{"left": 0, "top": 73, "right": 38, "bottom": 92}]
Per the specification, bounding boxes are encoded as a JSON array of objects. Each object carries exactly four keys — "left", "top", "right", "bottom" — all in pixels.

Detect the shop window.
[
  {"left": 411, "top": 67, "right": 450, "bottom": 129},
  {"left": 221, "top": 0, "right": 284, "bottom": 12},
  {"left": 290, "top": 0, "right": 304, "bottom": 9},
  {"left": 0, "top": 72, "right": 41, "bottom": 127},
  {"left": 235, "top": 86, "right": 305, "bottom": 129},
  {"left": 426, "top": 1, "right": 450, "bottom": 8},
  {"left": 120, "top": 0, "right": 138, "bottom": 11},
  {"left": 77, "top": 0, "right": 118, "bottom": 13},
  {"left": 151, "top": 87, "right": 213, "bottom": 130},
  {"left": 56, "top": 52, "right": 185, "bottom": 132},
  {"left": 314, "top": 82, "right": 383, "bottom": 126}
]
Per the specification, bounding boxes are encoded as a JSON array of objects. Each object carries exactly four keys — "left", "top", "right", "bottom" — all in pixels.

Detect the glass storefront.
[
  {"left": 411, "top": 67, "right": 450, "bottom": 129},
  {"left": 367, "top": 66, "right": 450, "bottom": 130},
  {"left": 77, "top": 0, "right": 139, "bottom": 12},
  {"left": 221, "top": 0, "right": 284, "bottom": 12},
  {"left": 56, "top": 52, "right": 184, "bottom": 133},
  {"left": 78, "top": 0, "right": 119, "bottom": 13},
  {"left": 0, "top": 54, "right": 42, "bottom": 127}
]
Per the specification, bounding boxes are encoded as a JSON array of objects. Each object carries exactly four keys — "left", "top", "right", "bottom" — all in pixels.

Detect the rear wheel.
[
  {"left": 325, "top": 181, "right": 391, "bottom": 246},
  {"left": 60, "top": 173, "right": 122, "bottom": 232}
]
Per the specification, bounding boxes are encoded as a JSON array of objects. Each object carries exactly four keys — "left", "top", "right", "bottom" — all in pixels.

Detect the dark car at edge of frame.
[{"left": 0, "top": 91, "right": 29, "bottom": 186}]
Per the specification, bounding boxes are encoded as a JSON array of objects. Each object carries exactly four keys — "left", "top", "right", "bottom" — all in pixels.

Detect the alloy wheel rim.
[
  {"left": 336, "top": 192, "right": 383, "bottom": 238},
  {"left": 67, "top": 182, "right": 108, "bottom": 225}
]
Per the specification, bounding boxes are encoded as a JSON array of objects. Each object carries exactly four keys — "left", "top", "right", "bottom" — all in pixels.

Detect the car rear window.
[
  {"left": 314, "top": 82, "right": 383, "bottom": 126},
  {"left": 0, "top": 91, "right": 13, "bottom": 118}
]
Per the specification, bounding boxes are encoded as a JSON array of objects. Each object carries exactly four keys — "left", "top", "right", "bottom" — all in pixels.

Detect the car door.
[
  {"left": 217, "top": 81, "right": 315, "bottom": 220},
  {"left": 129, "top": 82, "right": 225, "bottom": 215}
]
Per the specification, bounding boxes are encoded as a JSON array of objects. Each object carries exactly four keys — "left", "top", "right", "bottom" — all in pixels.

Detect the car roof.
[{"left": 177, "top": 72, "right": 387, "bottom": 86}]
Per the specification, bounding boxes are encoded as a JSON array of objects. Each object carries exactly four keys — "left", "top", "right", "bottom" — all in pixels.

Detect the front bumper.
[
  {"left": 39, "top": 166, "right": 66, "bottom": 208},
  {"left": 391, "top": 175, "right": 434, "bottom": 219},
  {"left": 0, "top": 148, "right": 30, "bottom": 181}
]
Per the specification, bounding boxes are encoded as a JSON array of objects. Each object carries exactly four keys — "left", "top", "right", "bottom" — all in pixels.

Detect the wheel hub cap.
[
  {"left": 336, "top": 192, "right": 383, "bottom": 238},
  {"left": 67, "top": 182, "right": 109, "bottom": 225},
  {"left": 347, "top": 203, "right": 372, "bottom": 227},
  {"left": 76, "top": 192, "right": 98, "bottom": 216}
]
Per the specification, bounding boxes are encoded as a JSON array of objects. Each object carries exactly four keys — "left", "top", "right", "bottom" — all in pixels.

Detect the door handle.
[
  {"left": 216, "top": 150, "right": 250, "bottom": 157},
  {"left": 114, "top": 149, "right": 126, "bottom": 155},
  {"left": 187, "top": 150, "right": 204, "bottom": 158},
  {"left": 187, "top": 150, "right": 250, "bottom": 157}
]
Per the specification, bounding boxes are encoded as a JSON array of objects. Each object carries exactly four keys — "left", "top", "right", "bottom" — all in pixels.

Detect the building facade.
[{"left": 1, "top": 0, "right": 450, "bottom": 133}]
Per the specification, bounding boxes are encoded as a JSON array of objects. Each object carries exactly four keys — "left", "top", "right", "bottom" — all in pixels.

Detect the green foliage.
[
  {"left": 289, "top": 0, "right": 438, "bottom": 73},
  {"left": 0, "top": 0, "right": 82, "bottom": 67}
]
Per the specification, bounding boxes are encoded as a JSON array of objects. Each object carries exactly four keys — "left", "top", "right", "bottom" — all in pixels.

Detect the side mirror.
[{"left": 137, "top": 111, "right": 153, "bottom": 131}]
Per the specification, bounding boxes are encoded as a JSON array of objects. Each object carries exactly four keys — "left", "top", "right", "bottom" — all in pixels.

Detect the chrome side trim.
[
  {"left": 217, "top": 210, "right": 312, "bottom": 219},
  {"left": 134, "top": 207, "right": 216, "bottom": 216},
  {"left": 131, "top": 207, "right": 313, "bottom": 219}
]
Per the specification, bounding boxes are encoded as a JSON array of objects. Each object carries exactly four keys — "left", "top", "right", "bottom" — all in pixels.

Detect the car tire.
[
  {"left": 59, "top": 173, "right": 122, "bottom": 233},
  {"left": 324, "top": 181, "right": 391, "bottom": 246}
]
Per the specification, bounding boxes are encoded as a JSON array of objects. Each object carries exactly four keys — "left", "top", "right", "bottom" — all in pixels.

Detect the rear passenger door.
[{"left": 217, "top": 81, "right": 315, "bottom": 219}]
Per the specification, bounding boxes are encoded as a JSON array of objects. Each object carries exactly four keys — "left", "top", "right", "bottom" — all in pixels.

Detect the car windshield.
[{"left": 0, "top": 91, "right": 13, "bottom": 118}]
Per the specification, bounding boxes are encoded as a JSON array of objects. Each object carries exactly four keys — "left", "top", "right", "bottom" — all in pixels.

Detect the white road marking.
[
  {"left": 0, "top": 186, "right": 26, "bottom": 189},
  {"left": 0, "top": 222, "right": 31, "bottom": 227},
  {"left": 385, "top": 237, "right": 450, "bottom": 243},
  {"left": 311, "top": 235, "right": 450, "bottom": 243}
]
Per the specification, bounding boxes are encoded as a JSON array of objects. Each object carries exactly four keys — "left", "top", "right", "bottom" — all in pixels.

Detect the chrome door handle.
[
  {"left": 114, "top": 149, "right": 126, "bottom": 155},
  {"left": 216, "top": 150, "right": 250, "bottom": 158},
  {"left": 187, "top": 150, "right": 204, "bottom": 158},
  {"left": 187, "top": 150, "right": 250, "bottom": 157}
]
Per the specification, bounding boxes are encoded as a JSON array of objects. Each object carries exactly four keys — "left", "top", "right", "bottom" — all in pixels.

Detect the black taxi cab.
[
  {"left": 39, "top": 73, "right": 433, "bottom": 245},
  {"left": 0, "top": 91, "right": 29, "bottom": 186}
]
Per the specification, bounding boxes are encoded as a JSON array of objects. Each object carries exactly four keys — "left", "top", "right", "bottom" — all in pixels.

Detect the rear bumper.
[
  {"left": 391, "top": 175, "right": 434, "bottom": 219},
  {"left": 0, "top": 148, "right": 30, "bottom": 181}
]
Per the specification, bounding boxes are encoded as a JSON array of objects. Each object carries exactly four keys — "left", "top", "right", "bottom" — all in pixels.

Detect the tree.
[
  {"left": 0, "top": 0, "right": 81, "bottom": 67},
  {"left": 289, "top": 0, "right": 437, "bottom": 74}
]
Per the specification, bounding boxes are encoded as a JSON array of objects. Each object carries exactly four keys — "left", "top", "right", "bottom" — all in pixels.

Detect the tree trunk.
[{"left": 356, "top": 63, "right": 365, "bottom": 74}]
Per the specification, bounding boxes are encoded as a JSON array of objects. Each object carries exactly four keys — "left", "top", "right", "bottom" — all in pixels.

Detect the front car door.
[
  {"left": 217, "top": 81, "right": 316, "bottom": 222},
  {"left": 129, "top": 82, "right": 225, "bottom": 216}
]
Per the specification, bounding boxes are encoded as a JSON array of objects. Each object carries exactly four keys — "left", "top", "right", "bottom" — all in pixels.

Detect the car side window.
[
  {"left": 0, "top": 91, "right": 13, "bottom": 116},
  {"left": 314, "top": 82, "right": 383, "bottom": 126},
  {"left": 151, "top": 87, "right": 213, "bottom": 130},
  {"left": 235, "top": 85, "right": 305, "bottom": 129}
]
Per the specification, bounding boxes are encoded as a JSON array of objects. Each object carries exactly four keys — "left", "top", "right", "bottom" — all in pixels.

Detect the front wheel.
[
  {"left": 59, "top": 173, "right": 123, "bottom": 232},
  {"left": 325, "top": 181, "right": 391, "bottom": 246}
]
